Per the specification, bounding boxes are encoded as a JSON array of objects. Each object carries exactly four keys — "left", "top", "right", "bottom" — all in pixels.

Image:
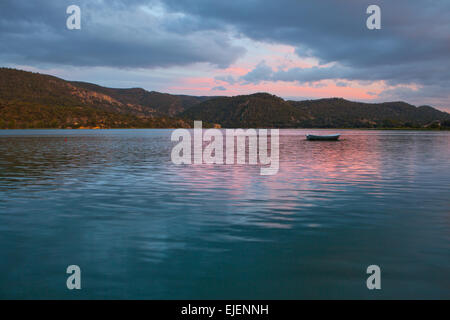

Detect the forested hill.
[
  {"left": 182, "top": 93, "right": 308, "bottom": 128},
  {"left": 1, "top": 68, "right": 449, "bottom": 129},
  {"left": 288, "top": 98, "right": 450, "bottom": 128},
  {"left": 182, "top": 94, "right": 450, "bottom": 129},
  {"left": 0, "top": 68, "right": 204, "bottom": 128}
]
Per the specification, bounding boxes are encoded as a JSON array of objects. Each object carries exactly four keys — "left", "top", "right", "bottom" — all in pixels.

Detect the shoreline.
[{"left": 0, "top": 127, "right": 449, "bottom": 131}]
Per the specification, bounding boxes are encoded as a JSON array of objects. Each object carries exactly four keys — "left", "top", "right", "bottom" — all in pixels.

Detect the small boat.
[{"left": 306, "top": 134, "right": 340, "bottom": 141}]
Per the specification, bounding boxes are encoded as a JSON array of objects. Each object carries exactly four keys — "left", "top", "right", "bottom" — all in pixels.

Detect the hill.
[
  {"left": 182, "top": 93, "right": 309, "bottom": 128},
  {"left": 289, "top": 98, "right": 450, "bottom": 128},
  {"left": 182, "top": 95, "right": 450, "bottom": 128},
  {"left": 1, "top": 67, "right": 449, "bottom": 129},
  {"left": 70, "top": 81, "right": 211, "bottom": 116},
  {"left": 0, "top": 68, "right": 201, "bottom": 128}
]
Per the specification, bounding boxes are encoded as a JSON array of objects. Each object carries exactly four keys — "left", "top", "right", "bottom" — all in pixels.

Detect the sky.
[{"left": 1, "top": 0, "right": 449, "bottom": 112}]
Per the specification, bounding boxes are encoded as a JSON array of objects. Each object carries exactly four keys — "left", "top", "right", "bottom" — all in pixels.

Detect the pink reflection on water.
[
  {"left": 171, "top": 130, "right": 383, "bottom": 189},
  {"left": 169, "top": 130, "right": 384, "bottom": 229}
]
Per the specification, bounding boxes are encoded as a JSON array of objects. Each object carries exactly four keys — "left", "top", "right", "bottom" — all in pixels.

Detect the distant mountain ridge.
[{"left": 0, "top": 68, "right": 449, "bottom": 129}]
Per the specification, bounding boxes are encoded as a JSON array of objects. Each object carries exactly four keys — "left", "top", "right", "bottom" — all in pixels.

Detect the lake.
[{"left": 0, "top": 129, "right": 449, "bottom": 299}]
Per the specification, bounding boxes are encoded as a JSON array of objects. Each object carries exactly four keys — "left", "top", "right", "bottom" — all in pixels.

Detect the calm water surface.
[{"left": 0, "top": 129, "right": 449, "bottom": 299}]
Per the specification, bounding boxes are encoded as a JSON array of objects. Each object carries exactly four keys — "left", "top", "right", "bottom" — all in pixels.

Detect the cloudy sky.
[{"left": 1, "top": 0, "right": 449, "bottom": 111}]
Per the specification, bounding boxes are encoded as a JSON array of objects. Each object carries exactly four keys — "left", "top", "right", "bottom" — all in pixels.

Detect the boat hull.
[{"left": 306, "top": 134, "right": 340, "bottom": 141}]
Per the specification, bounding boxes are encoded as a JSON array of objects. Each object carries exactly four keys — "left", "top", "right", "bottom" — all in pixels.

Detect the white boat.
[{"left": 306, "top": 134, "right": 340, "bottom": 141}]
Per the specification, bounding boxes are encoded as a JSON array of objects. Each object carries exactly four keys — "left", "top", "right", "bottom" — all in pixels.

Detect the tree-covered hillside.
[
  {"left": 1, "top": 68, "right": 449, "bottom": 129},
  {"left": 182, "top": 93, "right": 309, "bottom": 128},
  {"left": 0, "top": 68, "right": 193, "bottom": 128},
  {"left": 289, "top": 98, "right": 450, "bottom": 128}
]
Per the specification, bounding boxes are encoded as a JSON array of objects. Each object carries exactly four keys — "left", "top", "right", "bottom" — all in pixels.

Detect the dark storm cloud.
[
  {"left": 0, "top": 0, "right": 245, "bottom": 68},
  {"left": 161, "top": 0, "right": 450, "bottom": 67},
  {"left": 2, "top": 0, "right": 449, "bottom": 75},
  {"left": 160, "top": 0, "right": 450, "bottom": 101},
  {"left": 1, "top": 0, "right": 449, "bottom": 107},
  {"left": 240, "top": 60, "right": 450, "bottom": 88}
]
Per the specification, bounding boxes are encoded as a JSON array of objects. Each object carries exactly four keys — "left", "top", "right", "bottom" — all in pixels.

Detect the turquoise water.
[{"left": 0, "top": 129, "right": 449, "bottom": 299}]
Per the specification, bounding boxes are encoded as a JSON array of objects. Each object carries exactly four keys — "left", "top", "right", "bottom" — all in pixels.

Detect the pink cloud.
[
  {"left": 169, "top": 75, "right": 385, "bottom": 101},
  {"left": 219, "top": 66, "right": 251, "bottom": 76}
]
